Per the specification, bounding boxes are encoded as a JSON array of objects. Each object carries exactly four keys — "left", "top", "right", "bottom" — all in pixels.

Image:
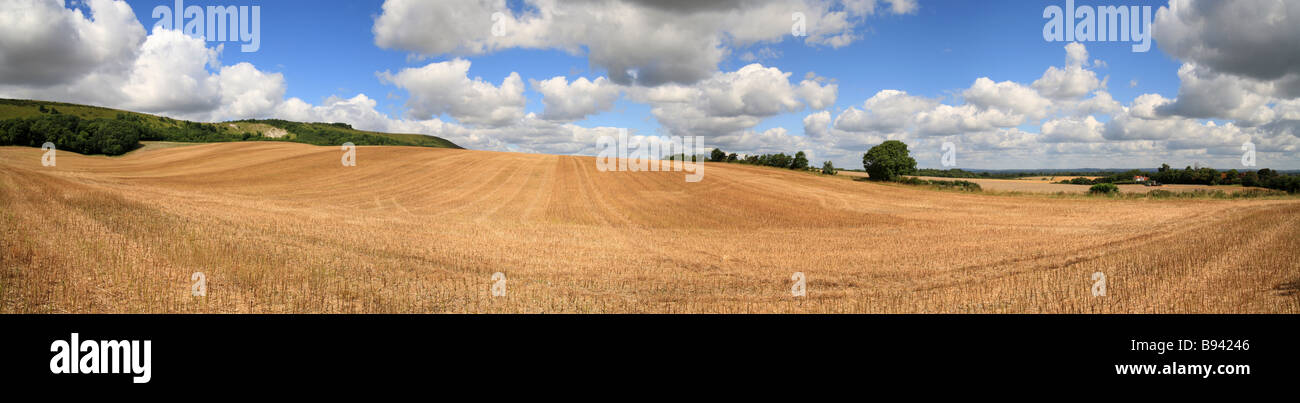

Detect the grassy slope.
[{"left": 0, "top": 98, "right": 461, "bottom": 150}]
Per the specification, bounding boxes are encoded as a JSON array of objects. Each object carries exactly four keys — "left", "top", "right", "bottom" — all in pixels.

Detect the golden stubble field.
[{"left": 2, "top": 142, "right": 1297, "bottom": 313}]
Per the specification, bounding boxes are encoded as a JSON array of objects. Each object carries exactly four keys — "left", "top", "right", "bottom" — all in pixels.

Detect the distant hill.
[{"left": 0, "top": 98, "right": 460, "bottom": 155}]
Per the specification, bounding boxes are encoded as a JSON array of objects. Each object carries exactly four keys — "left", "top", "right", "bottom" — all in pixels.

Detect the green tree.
[
  {"left": 1242, "top": 171, "right": 1260, "bottom": 187},
  {"left": 862, "top": 140, "right": 917, "bottom": 181},
  {"left": 726, "top": 153, "right": 738, "bottom": 163},
  {"left": 791, "top": 151, "right": 809, "bottom": 170},
  {"left": 1089, "top": 183, "right": 1119, "bottom": 195},
  {"left": 765, "top": 153, "right": 792, "bottom": 168},
  {"left": 821, "top": 161, "right": 837, "bottom": 175},
  {"left": 1224, "top": 169, "right": 1240, "bottom": 185},
  {"left": 710, "top": 148, "right": 727, "bottom": 162}
]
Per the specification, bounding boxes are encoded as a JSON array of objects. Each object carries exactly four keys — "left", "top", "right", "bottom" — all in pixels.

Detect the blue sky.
[
  {"left": 6, "top": 0, "right": 1296, "bottom": 169},
  {"left": 123, "top": 0, "right": 1179, "bottom": 134}
]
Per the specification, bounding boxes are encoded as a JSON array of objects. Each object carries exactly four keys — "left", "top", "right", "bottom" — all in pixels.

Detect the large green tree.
[
  {"left": 821, "top": 161, "right": 837, "bottom": 175},
  {"left": 791, "top": 151, "right": 809, "bottom": 170},
  {"left": 710, "top": 148, "right": 727, "bottom": 162},
  {"left": 862, "top": 140, "right": 917, "bottom": 181}
]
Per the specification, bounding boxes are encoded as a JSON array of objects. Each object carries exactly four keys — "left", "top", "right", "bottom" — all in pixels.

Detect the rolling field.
[{"left": 2, "top": 142, "right": 1298, "bottom": 313}]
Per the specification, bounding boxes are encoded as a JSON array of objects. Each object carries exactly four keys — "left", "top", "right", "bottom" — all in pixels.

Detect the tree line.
[
  {"left": 913, "top": 168, "right": 1131, "bottom": 179},
  {"left": 854, "top": 139, "right": 1300, "bottom": 195},
  {"left": 708, "top": 148, "right": 816, "bottom": 171},
  {"left": 1056, "top": 164, "right": 1300, "bottom": 194},
  {"left": 0, "top": 107, "right": 265, "bottom": 156},
  {"left": 1149, "top": 164, "right": 1298, "bottom": 190},
  {"left": 1, "top": 111, "right": 434, "bottom": 156},
  {"left": 0, "top": 113, "right": 142, "bottom": 156}
]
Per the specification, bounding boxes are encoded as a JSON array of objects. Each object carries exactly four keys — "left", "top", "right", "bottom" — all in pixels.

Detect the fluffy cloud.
[
  {"left": 793, "top": 39, "right": 1296, "bottom": 168},
  {"left": 0, "top": 0, "right": 630, "bottom": 156},
  {"left": 803, "top": 110, "right": 832, "bottom": 139},
  {"left": 117, "top": 28, "right": 222, "bottom": 114},
  {"left": 1063, "top": 90, "right": 1124, "bottom": 117},
  {"left": 0, "top": 0, "right": 143, "bottom": 86},
  {"left": 275, "top": 94, "right": 399, "bottom": 134},
  {"left": 532, "top": 76, "right": 622, "bottom": 122},
  {"left": 1151, "top": 0, "right": 1300, "bottom": 129},
  {"left": 1040, "top": 116, "right": 1104, "bottom": 143},
  {"left": 823, "top": 44, "right": 1107, "bottom": 144},
  {"left": 698, "top": 64, "right": 803, "bottom": 117},
  {"left": 372, "top": 0, "right": 916, "bottom": 86},
  {"left": 379, "top": 59, "right": 526, "bottom": 128},
  {"left": 813, "top": 45, "right": 1096, "bottom": 157},
  {"left": 804, "top": 42, "right": 1149, "bottom": 165},
  {"left": 1127, "top": 93, "right": 1171, "bottom": 119},
  {"left": 1032, "top": 43, "right": 1102, "bottom": 99},
  {"left": 1105, "top": 112, "right": 1217, "bottom": 142},
  {"left": 834, "top": 89, "right": 936, "bottom": 133},
  {"left": 962, "top": 77, "right": 1051, "bottom": 121},
  {"left": 1155, "top": 63, "right": 1277, "bottom": 125},
  {"left": 217, "top": 63, "right": 287, "bottom": 120},
  {"left": 634, "top": 63, "right": 828, "bottom": 136},
  {"left": 914, "top": 104, "right": 1024, "bottom": 137},
  {"left": 273, "top": 93, "right": 630, "bottom": 155},
  {"left": 797, "top": 76, "right": 838, "bottom": 110},
  {"left": 371, "top": 0, "right": 542, "bottom": 57},
  {"left": 1155, "top": 0, "right": 1300, "bottom": 98},
  {"left": 842, "top": 0, "right": 919, "bottom": 15},
  {"left": 0, "top": 1, "right": 285, "bottom": 122},
  {"left": 827, "top": 76, "right": 1058, "bottom": 139}
]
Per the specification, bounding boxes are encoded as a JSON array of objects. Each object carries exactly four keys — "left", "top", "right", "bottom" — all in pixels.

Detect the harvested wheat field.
[{"left": 1, "top": 142, "right": 1298, "bottom": 313}]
